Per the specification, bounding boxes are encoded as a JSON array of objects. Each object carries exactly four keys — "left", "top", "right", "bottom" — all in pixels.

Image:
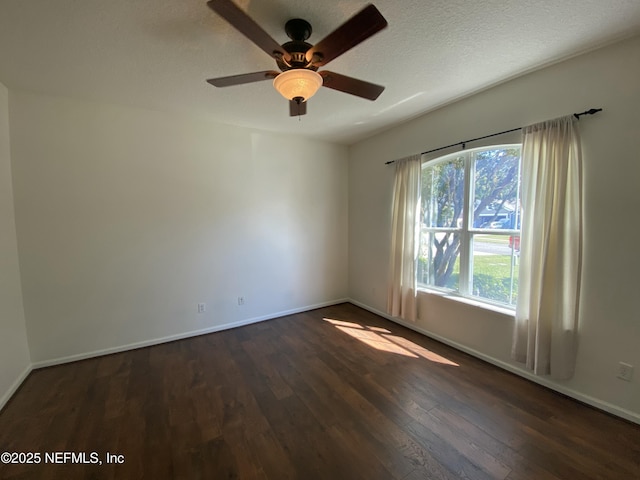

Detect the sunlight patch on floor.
[
  {"left": 334, "top": 325, "right": 418, "bottom": 357},
  {"left": 367, "top": 326, "right": 392, "bottom": 334},
  {"left": 323, "top": 318, "right": 459, "bottom": 366},
  {"left": 381, "top": 334, "right": 458, "bottom": 365},
  {"left": 324, "top": 318, "right": 364, "bottom": 329}
]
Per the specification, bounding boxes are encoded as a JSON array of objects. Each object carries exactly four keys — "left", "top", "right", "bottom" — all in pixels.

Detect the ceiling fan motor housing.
[{"left": 277, "top": 18, "right": 317, "bottom": 71}]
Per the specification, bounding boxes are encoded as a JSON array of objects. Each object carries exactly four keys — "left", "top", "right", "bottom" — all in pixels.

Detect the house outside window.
[{"left": 418, "top": 145, "right": 522, "bottom": 307}]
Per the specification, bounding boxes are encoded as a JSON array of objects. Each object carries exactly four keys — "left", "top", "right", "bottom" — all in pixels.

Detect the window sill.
[{"left": 417, "top": 288, "right": 515, "bottom": 318}]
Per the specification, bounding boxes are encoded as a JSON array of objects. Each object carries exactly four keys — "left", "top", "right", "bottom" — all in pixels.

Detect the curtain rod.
[{"left": 384, "top": 108, "right": 603, "bottom": 165}]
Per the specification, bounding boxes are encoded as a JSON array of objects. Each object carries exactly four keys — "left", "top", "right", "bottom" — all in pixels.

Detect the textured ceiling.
[{"left": 1, "top": 0, "right": 639, "bottom": 144}]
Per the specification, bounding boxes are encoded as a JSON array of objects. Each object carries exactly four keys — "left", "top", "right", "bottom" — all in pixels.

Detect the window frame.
[{"left": 418, "top": 144, "right": 522, "bottom": 309}]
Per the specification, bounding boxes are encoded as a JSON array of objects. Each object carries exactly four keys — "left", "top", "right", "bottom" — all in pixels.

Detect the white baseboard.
[
  {"left": 348, "top": 299, "right": 640, "bottom": 426},
  {"left": 0, "top": 364, "right": 32, "bottom": 412},
  {"left": 31, "top": 298, "right": 349, "bottom": 369}
]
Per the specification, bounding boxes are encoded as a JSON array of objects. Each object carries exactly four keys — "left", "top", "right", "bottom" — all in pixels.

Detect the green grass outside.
[
  {"left": 420, "top": 251, "right": 518, "bottom": 306},
  {"left": 473, "top": 254, "right": 518, "bottom": 278},
  {"left": 418, "top": 232, "right": 519, "bottom": 305},
  {"left": 473, "top": 234, "right": 511, "bottom": 245},
  {"left": 471, "top": 254, "right": 518, "bottom": 305}
]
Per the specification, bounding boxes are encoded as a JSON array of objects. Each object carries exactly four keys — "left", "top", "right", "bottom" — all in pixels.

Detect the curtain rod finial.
[{"left": 575, "top": 107, "right": 603, "bottom": 119}]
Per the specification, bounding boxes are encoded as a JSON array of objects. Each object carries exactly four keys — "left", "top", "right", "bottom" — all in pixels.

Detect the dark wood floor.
[{"left": 1, "top": 303, "right": 638, "bottom": 479}]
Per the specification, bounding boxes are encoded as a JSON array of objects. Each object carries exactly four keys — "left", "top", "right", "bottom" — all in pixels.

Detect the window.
[{"left": 417, "top": 145, "right": 522, "bottom": 307}]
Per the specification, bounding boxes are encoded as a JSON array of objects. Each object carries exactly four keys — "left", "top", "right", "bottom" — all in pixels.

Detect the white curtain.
[
  {"left": 387, "top": 154, "right": 422, "bottom": 322},
  {"left": 512, "top": 116, "right": 583, "bottom": 379}
]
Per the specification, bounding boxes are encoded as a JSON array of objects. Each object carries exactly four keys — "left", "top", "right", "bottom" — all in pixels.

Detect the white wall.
[
  {"left": 349, "top": 34, "right": 640, "bottom": 421},
  {"left": 0, "top": 81, "right": 31, "bottom": 409},
  {"left": 9, "top": 92, "right": 348, "bottom": 364}
]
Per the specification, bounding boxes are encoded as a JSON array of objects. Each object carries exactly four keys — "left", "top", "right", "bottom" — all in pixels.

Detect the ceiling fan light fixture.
[{"left": 273, "top": 69, "right": 323, "bottom": 102}]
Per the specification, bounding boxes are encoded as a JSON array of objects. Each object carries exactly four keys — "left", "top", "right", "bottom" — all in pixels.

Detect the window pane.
[
  {"left": 472, "top": 148, "right": 521, "bottom": 229},
  {"left": 418, "top": 230, "right": 460, "bottom": 291},
  {"left": 417, "top": 144, "right": 521, "bottom": 309},
  {"left": 471, "top": 234, "right": 519, "bottom": 305},
  {"left": 422, "top": 156, "right": 465, "bottom": 228}
]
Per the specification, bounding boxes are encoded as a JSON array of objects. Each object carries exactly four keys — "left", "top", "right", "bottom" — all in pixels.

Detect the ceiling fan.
[{"left": 205, "top": 0, "right": 388, "bottom": 116}]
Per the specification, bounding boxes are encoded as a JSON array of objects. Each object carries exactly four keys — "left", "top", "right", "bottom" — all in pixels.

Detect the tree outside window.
[{"left": 418, "top": 145, "right": 522, "bottom": 307}]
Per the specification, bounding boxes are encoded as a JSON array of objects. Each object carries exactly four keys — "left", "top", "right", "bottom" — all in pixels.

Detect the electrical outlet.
[
  {"left": 197, "top": 303, "right": 206, "bottom": 314},
  {"left": 237, "top": 296, "right": 245, "bottom": 306},
  {"left": 617, "top": 362, "right": 633, "bottom": 382}
]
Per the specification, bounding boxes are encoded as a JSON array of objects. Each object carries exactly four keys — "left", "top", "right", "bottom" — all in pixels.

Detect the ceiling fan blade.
[
  {"left": 289, "top": 99, "right": 307, "bottom": 116},
  {"left": 206, "top": 70, "right": 280, "bottom": 87},
  {"left": 207, "top": 0, "right": 291, "bottom": 62},
  {"left": 319, "top": 71, "right": 384, "bottom": 100},
  {"left": 305, "top": 4, "right": 387, "bottom": 67}
]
